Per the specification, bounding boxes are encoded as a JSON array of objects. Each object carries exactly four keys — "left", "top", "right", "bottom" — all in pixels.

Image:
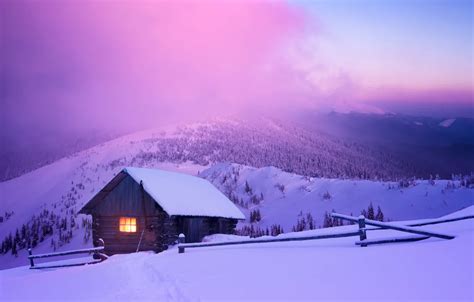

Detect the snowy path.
[
  {"left": 0, "top": 252, "right": 192, "bottom": 302},
  {"left": 1, "top": 208, "right": 473, "bottom": 301}
]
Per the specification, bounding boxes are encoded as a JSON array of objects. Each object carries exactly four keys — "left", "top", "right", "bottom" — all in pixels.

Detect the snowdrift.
[{"left": 1, "top": 207, "right": 473, "bottom": 301}]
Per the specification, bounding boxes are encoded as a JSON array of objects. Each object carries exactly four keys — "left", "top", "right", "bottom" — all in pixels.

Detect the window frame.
[{"left": 119, "top": 216, "right": 137, "bottom": 233}]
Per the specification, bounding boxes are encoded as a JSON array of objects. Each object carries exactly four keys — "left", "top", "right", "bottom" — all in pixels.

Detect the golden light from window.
[{"left": 119, "top": 217, "right": 137, "bottom": 233}]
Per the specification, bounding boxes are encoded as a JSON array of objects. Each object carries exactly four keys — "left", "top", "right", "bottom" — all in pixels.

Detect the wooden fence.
[
  {"left": 178, "top": 212, "right": 469, "bottom": 252},
  {"left": 177, "top": 230, "right": 360, "bottom": 253},
  {"left": 330, "top": 213, "right": 456, "bottom": 247},
  {"left": 28, "top": 238, "right": 108, "bottom": 269}
]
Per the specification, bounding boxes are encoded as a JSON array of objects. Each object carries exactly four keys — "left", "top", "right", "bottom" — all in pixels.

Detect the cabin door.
[{"left": 186, "top": 218, "right": 201, "bottom": 243}]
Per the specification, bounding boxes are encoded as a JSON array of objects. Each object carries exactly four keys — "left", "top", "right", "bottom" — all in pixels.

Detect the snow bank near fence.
[{"left": 1, "top": 207, "right": 473, "bottom": 302}]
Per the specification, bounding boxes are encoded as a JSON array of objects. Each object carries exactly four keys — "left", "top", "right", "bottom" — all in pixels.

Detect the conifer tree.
[
  {"left": 244, "top": 181, "right": 252, "bottom": 194},
  {"left": 375, "top": 206, "right": 384, "bottom": 222},
  {"left": 323, "top": 212, "right": 333, "bottom": 228},
  {"left": 367, "top": 203, "right": 375, "bottom": 220},
  {"left": 11, "top": 241, "right": 17, "bottom": 257}
]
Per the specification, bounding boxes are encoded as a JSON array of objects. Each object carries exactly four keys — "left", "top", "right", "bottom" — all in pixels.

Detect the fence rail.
[
  {"left": 331, "top": 213, "right": 455, "bottom": 240},
  {"left": 28, "top": 238, "right": 108, "bottom": 269},
  {"left": 177, "top": 212, "right": 470, "bottom": 253},
  {"left": 178, "top": 230, "right": 360, "bottom": 253},
  {"left": 331, "top": 213, "right": 460, "bottom": 246}
]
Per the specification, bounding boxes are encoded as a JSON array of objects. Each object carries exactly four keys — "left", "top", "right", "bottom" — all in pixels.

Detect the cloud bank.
[
  {"left": 1, "top": 0, "right": 472, "bottom": 150},
  {"left": 1, "top": 1, "right": 316, "bottom": 135}
]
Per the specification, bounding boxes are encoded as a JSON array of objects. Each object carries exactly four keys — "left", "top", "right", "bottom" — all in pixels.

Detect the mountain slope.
[
  {"left": 0, "top": 119, "right": 472, "bottom": 269},
  {"left": 124, "top": 117, "right": 412, "bottom": 179},
  {"left": 294, "top": 111, "right": 474, "bottom": 177}
]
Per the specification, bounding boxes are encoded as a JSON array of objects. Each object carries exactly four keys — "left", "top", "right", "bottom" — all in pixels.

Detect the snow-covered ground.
[{"left": 1, "top": 206, "right": 473, "bottom": 301}]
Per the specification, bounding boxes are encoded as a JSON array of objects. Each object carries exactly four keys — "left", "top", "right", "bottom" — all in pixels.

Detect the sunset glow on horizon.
[
  {"left": 1, "top": 0, "right": 472, "bottom": 137},
  {"left": 295, "top": 0, "right": 473, "bottom": 103}
]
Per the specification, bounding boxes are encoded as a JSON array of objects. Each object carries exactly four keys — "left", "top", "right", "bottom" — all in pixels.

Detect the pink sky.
[{"left": 1, "top": 0, "right": 472, "bottom": 137}]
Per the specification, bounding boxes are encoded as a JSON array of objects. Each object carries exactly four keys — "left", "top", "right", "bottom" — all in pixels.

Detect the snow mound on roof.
[{"left": 124, "top": 167, "right": 245, "bottom": 219}]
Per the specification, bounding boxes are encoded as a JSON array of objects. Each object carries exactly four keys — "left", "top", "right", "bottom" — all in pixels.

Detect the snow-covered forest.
[{"left": 119, "top": 118, "right": 442, "bottom": 180}]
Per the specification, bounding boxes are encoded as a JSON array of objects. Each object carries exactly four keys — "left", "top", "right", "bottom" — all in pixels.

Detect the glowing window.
[{"left": 119, "top": 217, "right": 137, "bottom": 233}]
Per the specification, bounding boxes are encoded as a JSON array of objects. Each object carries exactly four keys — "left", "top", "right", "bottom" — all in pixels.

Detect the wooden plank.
[
  {"left": 95, "top": 231, "right": 141, "bottom": 236},
  {"left": 29, "top": 246, "right": 104, "bottom": 259},
  {"left": 30, "top": 259, "right": 104, "bottom": 270},
  {"left": 355, "top": 235, "right": 430, "bottom": 246},
  {"left": 28, "top": 248, "right": 34, "bottom": 267},
  {"left": 104, "top": 248, "right": 154, "bottom": 254},
  {"left": 92, "top": 175, "right": 161, "bottom": 216},
  {"left": 331, "top": 213, "right": 455, "bottom": 240},
  {"left": 365, "top": 215, "right": 474, "bottom": 231},
  {"left": 104, "top": 244, "right": 144, "bottom": 249},
  {"left": 358, "top": 216, "right": 367, "bottom": 242}
]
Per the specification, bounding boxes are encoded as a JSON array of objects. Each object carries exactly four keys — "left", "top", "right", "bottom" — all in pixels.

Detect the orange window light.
[{"left": 119, "top": 217, "right": 137, "bottom": 232}]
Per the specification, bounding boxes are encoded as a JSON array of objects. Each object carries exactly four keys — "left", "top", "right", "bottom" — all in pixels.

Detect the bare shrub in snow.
[
  {"left": 275, "top": 183, "right": 285, "bottom": 194},
  {"left": 322, "top": 191, "right": 332, "bottom": 200}
]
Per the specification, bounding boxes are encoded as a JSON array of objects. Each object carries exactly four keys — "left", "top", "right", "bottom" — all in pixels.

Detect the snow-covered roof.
[{"left": 122, "top": 167, "right": 244, "bottom": 219}]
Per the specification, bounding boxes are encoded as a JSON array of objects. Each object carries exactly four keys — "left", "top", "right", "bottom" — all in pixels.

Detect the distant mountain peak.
[{"left": 439, "top": 118, "right": 456, "bottom": 128}]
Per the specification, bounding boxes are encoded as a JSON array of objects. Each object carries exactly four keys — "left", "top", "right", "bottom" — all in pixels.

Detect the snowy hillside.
[
  {"left": 1, "top": 206, "right": 473, "bottom": 301},
  {"left": 1, "top": 119, "right": 473, "bottom": 270},
  {"left": 201, "top": 163, "right": 473, "bottom": 234}
]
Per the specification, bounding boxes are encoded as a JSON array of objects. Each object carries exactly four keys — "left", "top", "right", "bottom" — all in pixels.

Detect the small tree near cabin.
[
  {"left": 375, "top": 206, "right": 384, "bottom": 222},
  {"left": 367, "top": 203, "right": 375, "bottom": 220}
]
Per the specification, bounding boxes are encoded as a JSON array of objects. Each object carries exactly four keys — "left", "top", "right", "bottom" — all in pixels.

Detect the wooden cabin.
[{"left": 79, "top": 167, "right": 245, "bottom": 255}]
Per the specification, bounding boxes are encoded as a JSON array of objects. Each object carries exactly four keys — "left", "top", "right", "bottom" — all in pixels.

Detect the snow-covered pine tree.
[
  {"left": 307, "top": 213, "right": 315, "bottom": 230},
  {"left": 244, "top": 181, "right": 252, "bottom": 194},
  {"left": 14, "top": 229, "right": 21, "bottom": 249},
  {"left": 375, "top": 206, "right": 384, "bottom": 222},
  {"left": 11, "top": 241, "right": 17, "bottom": 257},
  {"left": 323, "top": 191, "right": 332, "bottom": 200},
  {"left": 323, "top": 212, "right": 333, "bottom": 228},
  {"left": 367, "top": 203, "right": 375, "bottom": 220}
]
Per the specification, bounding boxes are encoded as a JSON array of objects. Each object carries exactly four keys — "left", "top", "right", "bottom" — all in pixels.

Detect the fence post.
[
  {"left": 28, "top": 248, "right": 34, "bottom": 268},
  {"left": 178, "top": 233, "right": 185, "bottom": 254},
  {"left": 358, "top": 215, "right": 367, "bottom": 247}
]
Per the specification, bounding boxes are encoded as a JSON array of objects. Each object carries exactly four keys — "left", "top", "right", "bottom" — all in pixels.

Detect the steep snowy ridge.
[{"left": 0, "top": 119, "right": 473, "bottom": 270}]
